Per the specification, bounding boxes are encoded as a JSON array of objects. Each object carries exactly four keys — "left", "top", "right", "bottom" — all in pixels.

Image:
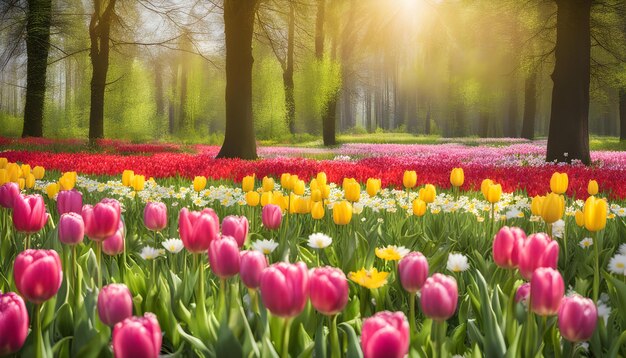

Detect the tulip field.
[{"left": 1, "top": 141, "right": 626, "bottom": 358}]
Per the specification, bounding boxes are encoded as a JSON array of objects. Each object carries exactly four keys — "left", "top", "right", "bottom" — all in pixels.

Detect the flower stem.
[
  {"left": 592, "top": 231, "right": 600, "bottom": 302},
  {"left": 282, "top": 317, "right": 292, "bottom": 358},
  {"left": 409, "top": 292, "right": 416, "bottom": 336},
  {"left": 329, "top": 315, "right": 340, "bottom": 358},
  {"left": 34, "top": 303, "right": 44, "bottom": 358},
  {"left": 25, "top": 234, "right": 31, "bottom": 250},
  {"left": 96, "top": 240, "right": 102, "bottom": 288}
]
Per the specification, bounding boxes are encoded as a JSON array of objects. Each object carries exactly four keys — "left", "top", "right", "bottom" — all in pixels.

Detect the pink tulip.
[
  {"left": 0, "top": 182, "right": 20, "bottom": 209},
  {"left": 420, "top": 273, "right": 458, "bottom": 322},
  {"left": 112, "top": 313, "right": 162, "bottom": 358},
  {"left": 144, "top": 202, "right": 167, "bottom": 232},
  {"left": 82, "top": 199, "right": 121, "bottom": 241},
  {"left": 262, "top": 204, "right": 282, "bottom": 230},
  {"left": 558, "top": 295, "right": 597, "bottom": 342},
  {"left": 208, "top": 236, "right": 240, "bottom": 279},
  {"left": 239, "top": 250, "right": 267, "bottom": 289},
  {"left": 98, "top": 284, "right": 133, "bottom": 327},
  {"left": 518, "top": 233, "right": 559, "bottom": 280},
  {"left": 309, "top": 267, "right": 349, "bottom": 316},
  {"left": 222, "top": 215, "right": 249, "bottom": 247},
  {"left": 12, "top": 194, "right": 48, "bottom": 233},
  {"left": 0, "top": 292, "right": 29, "bottom": 356},
  {"left": 58, "top": 212, "right": 84, "bottom": 245},
  {"left": 530, "top": 267, "right": 564, "bottom": 316},
  {"left": 515, "top": 283, "right": 531, "bottom": 304},
  {"left": 178, "top": 208, "right": 219, "bottom": 253},
  {"left": 493, "top": 226, "right": 526, "bottom": 269},
  {"left": 361, "top": 311, "right": 410, "bottom": 358},
  {"left": 398, "top": 252, "right": 429, "bottom": 293},
  {"left": 57, "top": 189, "right": 83, "bottom": 215},
  {"left": 260, "top": 262, "right": 309, "bottom": 317},
  {"left": 103, "top": 221, "right": 125, "bottom": 256},
  {"left": 13, "top": 249, "right": 63, "bottom": 304}
]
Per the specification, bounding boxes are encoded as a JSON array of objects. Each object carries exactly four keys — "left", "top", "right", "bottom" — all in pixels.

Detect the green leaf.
[
  {"left": 339, "top": 322, "right": 363, "bottom": 358},
  {"left": 176, "top": 324, "right": 213, "bottom": 357}
]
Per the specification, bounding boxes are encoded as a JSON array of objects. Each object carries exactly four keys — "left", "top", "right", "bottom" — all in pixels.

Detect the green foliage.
[{"left": 0, "top": 112, "right": 22, "bottom": 137}]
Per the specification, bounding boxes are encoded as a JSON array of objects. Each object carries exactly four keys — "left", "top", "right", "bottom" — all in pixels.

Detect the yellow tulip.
[
  {"left": 311, "top": 201, "right": 325, "bottom": 219},
  {"left": 342, "top": 178, "right": 356, "bottom": 192},
  {"left": 344, "top": 181, "right": 361, "bottom": 202},
  {"left": 450, "top": 167, "right": 465, "bottom": 187},
  {"left": 316, "top": 172, "right": 327, "bottom": 187},
  {"left": 17, "top": 178, "right": 25, "bottom": 190},
  {"left": 575, "top": 210, "right": 585, "bottom": 227},
  {"left": 311, "top": 189, "right": 322, "bottom": 202},
  {"left": 245, "top": 191, "right": 260, "bottom": 206},
  {"left": 550, "top": 172, "right": 568, "bottom": 195},
  {"left": 132, "top": 175, "right": 145, "bottom": 191},
  {"left": 583, "top": 196, "right": 607, "bottom": 232},
  {"left": 0, "top": 158, "right": 7, "bottom": 169},
  {"left": 295, "top": 196, "right": 311, "bottom": 214},
  {"left": 531, "top": 195, "right": 544, "bottom": 216},
  {"left": 366, "top": 178, "right": 381, "bottom": 197},
  {"left": 261, "top": 191, "right": 274, "bottom": 207},
  {"left": 310, "top": 178, "right": 319, "bottom": 192},
  {"left": 46, "top": 183, "right": 60, "bottom": 199},
  {"left": 280, "top": 195, "right": 290, "bottom": 211},
  {"left": 289, "top": 175, "right": 300, "bottom": 191},
  {"left": 293, "top": 180, "right": 305, "bottom": 196},
  {"left": 242, "top": 175, "right": 255, "bottom": 192},
  {"left": 59, "top": 173, "right": 76, "bottom": 191},
  {"left": 321, "top": 184, "right": 331, "bottom": 199},
  {"left": 332, "top": 201, "right": 352, "bottom": 225},
  {"left": 7, "top": 163, "right": 20, "bottom": 182},
  {"left": 193, "top": 176, "right": 207, "bottom": 192},
  {"left": 25, "top": 174, "right": 35, "bottom": 189},
  {"left": 481, "top": 179, "right": 494, "bottom": 199},
  {"left": 122, "top": 170, "right": 135, "bottom": 187},
  {"left": 419, "top": 184, "right": 437, "bottom": 204},
  {"left": 20, "top": 164, "right": 31, "bottom": 178},
  {"left": 280, "top": 173, "right": 291, "bottom": 189},
  {"left": 541, "top": 193, "right": 564, "bottom": 224},
  {"left": 403, "top": 170, "right": 417, "bottom": 189},
  {"left": 587, "top": 180, "right": 598, "bottom": 196},
  {"left": 485, "top": 183, "right": 502, "bottom": 204},
  {"left": 262, "top": 176, "right": 275, "bottom": 192},
  {"left": 412, "top": 199, "right": 427, "bottom": 217},
  {"left": 0, "top": 169, "right": 7, "bottom": 185},
  {"left": 32, "top": 166, "right": 45, "bottom": 180}
]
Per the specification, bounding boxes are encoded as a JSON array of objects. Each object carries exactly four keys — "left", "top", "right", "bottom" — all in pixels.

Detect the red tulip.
[
  {"left": 112, "top": 313, "right": 162, "bottom": 358},
  {"left": 398, "top": 251, "right": 429, "bottom": 293},
  {"left": 361, "top": 311, "right": 410, "bottom": 358},
  {"left": 260, "top": 262, "right": 309, "bottom": 317},
  {"left": 0, "top": 182, "right": 20, "bottom": 209},
  {"left": 98, "top": 284, "right": 133, "bottom": 327},
  {"left": 12, "top": 194, "right": 48, "bottom": 233},
  {"left": 143, "top": 202, "right": 167, "bottom": 232},
  {"left": 239, "top": 250, "right": 267, "bottom": 289},
  {"left": 58, "top": 212, "right": 84, "bottom": 245},
  {"left": 420, "top": 273, "right": 458, "bottom": 322},
  {"left": 262, "top": 204, "right": 282, "bottom": 230},
  {"left": 57, "top": 189, "right": 83, "bottom": 215},
  {"left": 0, "top": 292, "right": 29, "bottom": 356},
  {"left": 309, "top": 266, "right": 349, "bottom": 316},
  {"left": 82, "top": 199, "right": 121, "bottom": 241},
  {"left": 493, "top": 226, "right": 526, "bottom": 269},
  {"left": 518, "top": 233, "right": 559, "bottom": 280},
  {"left": 530, "top": 267, "right": 564, "bottom": 316},
  {"left": 178, "top": 208, "right": 219, "bottom": 253},
  {"left": 13, "top": 249, "right": 63, "bottom": 303},
  {"left": 558, "top": 295, "right": 597, "bottom": 342},
  {"left": 208, "top": 236, "right": 240, "bottom": 279},
  {"left": 103, "top": 221, "right": 125, "bottom": 256},
  {"left": 222, "top": 215, "right": 249, "bottom": 247}
]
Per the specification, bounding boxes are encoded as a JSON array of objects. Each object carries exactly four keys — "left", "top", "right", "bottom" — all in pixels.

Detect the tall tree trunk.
[
  {"left": 323, "top": 89, "right": 338, "bottom": 145},
  {"left": 284, "top": 2, "right": 296, "bottom": 134},
  {"left": 620, "top": 88, "right": 626, "bottom": 141},
  {"left": 88, "top": 0, "right": 116, "bottom": 142},
  {"left": 314, "top": 0, "right": 325, "bottom": 60},
  {"left": 521, "top": 71, "right": 537, "bottom": 140},
  {"left": 546, "top": 0, "right": 591, "bottom": 164},
  {"left": 217, "top": 0, "right": 259, "bottom": 159},
  {"left": 22, "top": 0, "right": 52, "bottom": 137}
]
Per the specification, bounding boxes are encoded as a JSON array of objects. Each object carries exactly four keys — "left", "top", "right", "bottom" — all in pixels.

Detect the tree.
[
  {"left": 22, "top": 0, "right": 52, "bottom": 137},
  {"left": 546, "top": 0, "right": 592, "bottom": 164},
  {"left": 217, "top": 0, "right": 260, "bottom": 159}
]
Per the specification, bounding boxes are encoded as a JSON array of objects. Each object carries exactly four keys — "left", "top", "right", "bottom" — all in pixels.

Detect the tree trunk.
[
  {"left": 284, "top": 2, "right": 296, "bottom": 134},
  {"left": 22, "top": 0, "right": 52, "bottom": 137},
  {"left": 620, "top": 88, "right": 626, "bottom": 141},
  {"left": 546, "top": 0, "right": 591, "bottom": 164},
  {"left": 521, "top": 71, "right": 537, "bottom": 140},
  {"left": 217, "top": 0, "right": 259, "bottom": 159},
  {"left": 323, "top": 89, "right": 338, "bottom": 145},
  {"left": 88, "top": 0, "right": 116, "bottom": 142},
  {"left": 179, "top": 60, "right": 188, "bottom": 132},
  {"left": 314, "top": 0, "right": 325, "bottom": 60}
]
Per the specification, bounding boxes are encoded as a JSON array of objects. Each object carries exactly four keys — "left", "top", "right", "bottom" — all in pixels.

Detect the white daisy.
[
  {"left": 577, "top": 342, "right": 589, "bottom": 353},
  {"left": 597, "top": 302, "right": 611, "bottom": 327},
  {"left": 252, "top": 239, "right": 279, "bottom": 255},
  {"left": 552, "top": 220, "right": 565, "bottom": 238},
  {"left": 608, "top": 254, "right": 626, "bottom": 275},
  {"left": 505, "top": 209, "right": 523, "bottom": 219},
  {"left": 307, "top": 233, "right": 333, "bottom": 249},
  {"left": 447, "top": 253, "right": 470, "bottom": 273},
  {"left": 140, "top": 246, "right": 164, "bottom": 260},
  {"left": 619, "top": 243, "right": 626, "bottom": 255},
  {"left": 579, "top": 238, "right": 593, "bottom": 249},
  {"left": 162, "top": 238, "right": 184, "bottom": 254}
]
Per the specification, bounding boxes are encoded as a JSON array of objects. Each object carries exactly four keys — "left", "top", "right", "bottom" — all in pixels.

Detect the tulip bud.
[
  {"left": 240, "top": 250, "right": 268, "bottom": 289},
  {"left": 530, "top": 267, "right": 564, "bottom": 316},
  {"left": 103, "top": 221, "right": 125, "bottom": 256},
  {"left": 245, "top": 191, "right": 260, "bottom": 206},
  {"left": 0, "top": 182, "right": 20, "bottom": 209},
  {"left": 25, "top": 173, "right": 35, "bottom": 189},
  {"left": 0, "top": 169, "right": 7, "bottom": 185},
  {"left": 14, "top": 249, "right": 63, "bottom": 303},
  {"left": 260, "top": 262, "right": 309, "bottom": 317},
  {"left": 531, "top": 195, "right": 544, "bottom": 216},
  {"left": 98, "top": 283, "right": 133, "bottom": 326},
  {"left": 418, "top": 184, "right": 436, "bottom": 204},
  {"left": 486, "top": 183, "right": 502, "bottom": 203},
  {"left": 122, "top": 170, "right": 135, "bottom": 187},
  {"left": 242, "top": 175, "right": 255, "bottom": 192},
  {"left": 46, "top": 183, "right": 60, "bottom": 199},
  {"left": 0, "top": 157, "right": 7, "bottom": 169},
  {"left": 344, "top": 181, "right": 361, "bottom": 202},
  {"left": 262, "top": 176, "right": 275, "bottom": 192},
  {"left": 420, "top": 273, "right": 458, "bottom": 321},
  {"left": 398, "top": 252, "right": 429, "bottom": 293},
  {"left": 21, "top": 164, "right": 31, "bottom": 177},
  {"left": 12, "top": 194, "right": 48, "bottom": 233},
  {"left": 311, "top": 189, "right": 322, "bottom": 202},
  {"left": 113, "top": 313, "right": 162, "bottom": 358},
  {"left": 366, "top": 178, "right": 381, "bottom": 197},
  {"left": 193, "top": 176, "right": 207, "bottom": 192},
  {"left": 403, "top": 170, "right": 417, "bottom": 189},
  {"left": 541, "top": 193, "right": 564, "bottom": 224},
  {"left": 311, "top": 201, "right": 325, "bottom": 220},
  {"left": 262, "top": 204, "right": 282, "bottom": 230},
  {"left": 57, "top": 189, "right": 83, "bottom": 215},
  {"left": 309, "top": 267, "right": 349, "bottom": 316},
  {"left": 550, "top": 172, "right": 568, "bottom": 195},
  {"left": 575, "top": 210, "right": 585, "bottom": 227},
  {"left": 361, "top": 311, "right": 410, "bottom": 358},
  {"left": 58, "top": 212, "right": 85, "bottom": 245},
  {"left": 583, "top": 196, "right": 607, "bottom": 232},
  {"left": 412, "top": 199, "right": 427, "bottom": 217},
  {"left": 33, "top": 166, "right": 45, "bottom": 180},
  {"left": 450, "top": 168, "right": 464, "bottom": 187},
  {"left": 82, "top": 199, "right": 121, "bottom": 241},
  {"left": 178, "top": 208, "right": 219, "bottom": 253},
  {"left": 261, "top": 191, "right": 274, "bottom": 207},
  {"left": 481, "top": 179, "right": 494, "bottom": 199},
  {"left": 493, "top": 226, "right": 526, "bottom": 269},
  {"left": 293, "top": 180, "right": 305, "bottom": 196},
  {"left": 131, "top": 175, "right": 145, "bottom": 191},
  {"left": 558, "top": 295, "right": 597, "bottom": 342},
  {"left": 321, "top": 184, "right": 331, "bottom": 199},
  {"left": 280, "top": 173, "right": 292, "bottom": 189},
  {"left": 222, "top": 215, "right": 249, "bottom": 247},
  {"left": 515, "top": 283, "right": 530, "bottom": 304},
  {"left": 144, "top": 202, "right": 167, "bottom": 232},
  {"left": 59, "top": 172, "right": 76, "bottom": 191},
  {"left": 316, "top": 172, "right": 327, "bottom": 186},
  {"left": 587, "top": 180, "right": 599, "bottom": 196},
  {"left": 517, "top": 233, "right": 559, "bottom": 280},
  {"left": 0, "top": 292, "right": 29, "bottom": 356},
  {"left": 332, "top": 201, "right": 352, "bottom": 225}
]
